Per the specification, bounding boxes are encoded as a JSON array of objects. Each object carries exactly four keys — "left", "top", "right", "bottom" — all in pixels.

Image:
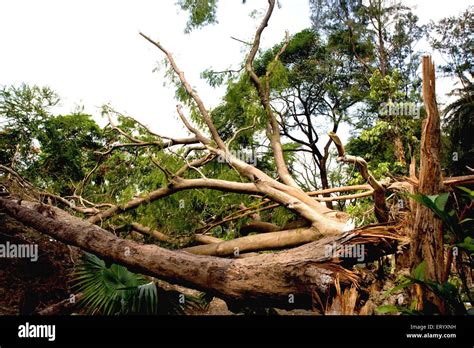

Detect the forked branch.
[{"left": 328, "top": 132, "right": 389, "bottom": 222}]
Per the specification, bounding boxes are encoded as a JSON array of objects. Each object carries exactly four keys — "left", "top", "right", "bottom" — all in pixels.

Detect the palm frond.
[
  {"left": 73, "top": 253, "right": 157, "bottom": 315},
  {"left": 73, "top": 253, "right": 213, "bottom": 315}
]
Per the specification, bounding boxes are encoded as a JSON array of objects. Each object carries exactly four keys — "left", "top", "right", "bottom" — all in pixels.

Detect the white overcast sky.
[{"left": 0, "top": 0, "right": 472, "bottom": 139}]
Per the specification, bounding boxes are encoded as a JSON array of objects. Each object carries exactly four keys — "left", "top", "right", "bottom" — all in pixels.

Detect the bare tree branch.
[
  {"left": 328, "top": 131, "right": 389, "bottom": 222},
  {"left": 87, "top": 177, "right": 261, "bottom": 224},
  {"left": 244, "top": 1, "right": 300, "bottom": 189},
  {"left": 140, "top": 32, "right": 226, "bottom": 150}
]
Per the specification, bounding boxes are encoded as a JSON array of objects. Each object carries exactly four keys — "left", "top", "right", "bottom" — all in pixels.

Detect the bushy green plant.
[
  {"left": 73, "top": 253, "right": 212, "bottom": 315},
  {"left": 377, "top": 261, "right": 467, "bottom": 315}
]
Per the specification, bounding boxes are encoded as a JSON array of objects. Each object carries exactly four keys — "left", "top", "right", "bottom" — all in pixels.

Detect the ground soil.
[{"left": 0, "top": 216, "right": 78, "bottom": 315}]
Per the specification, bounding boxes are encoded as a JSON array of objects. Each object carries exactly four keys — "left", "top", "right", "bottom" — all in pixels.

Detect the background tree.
[
  {"left": 0, "top": 84, "right": 58, "bottom": 170},
  {"left": 256, "top": 28, "right": 368, "bottom": 208},
  {"left": 428, "top": 7, "right": 474, "bottom": 176}
]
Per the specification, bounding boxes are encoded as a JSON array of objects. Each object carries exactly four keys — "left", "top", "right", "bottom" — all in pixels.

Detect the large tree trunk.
[
  {"left": 409, "top": 56, "right": 445, "bottom": 312},
  {"left": 0, "top": 198, "right": 402, "bottom": 310}
]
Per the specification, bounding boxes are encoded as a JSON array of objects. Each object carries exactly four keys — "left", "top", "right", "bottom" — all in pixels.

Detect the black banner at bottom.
[{"left": 0, "top": 315, "right": 472, "bottom": 347}]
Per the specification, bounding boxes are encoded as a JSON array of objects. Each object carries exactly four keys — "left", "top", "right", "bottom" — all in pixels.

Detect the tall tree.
[
  {"left": 310, "top": 0, "right": 424, "bottom": 177},
  {"left": 429, "top": 7, "right": 474, "bottom": 176},
  {"left": 257, "top": 28, "right": 368, "bottom": 206},
  {"left": 0, "top": 84, "right": 58, "bottom": 170}
]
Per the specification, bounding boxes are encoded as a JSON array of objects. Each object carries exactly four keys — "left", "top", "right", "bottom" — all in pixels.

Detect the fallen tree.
[
  {"left": 0, "top": 198, "right": 404, "bottom": 309},
  {"left": 1, "top": 0, "right": 472, "bottom": 315}
]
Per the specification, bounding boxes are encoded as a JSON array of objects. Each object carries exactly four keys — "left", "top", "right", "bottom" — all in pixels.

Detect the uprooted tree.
[{"left": 1, "top": 0, "right": 473, "bottom": 314}]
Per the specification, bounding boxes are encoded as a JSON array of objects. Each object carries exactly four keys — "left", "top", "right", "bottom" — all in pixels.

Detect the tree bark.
[
  {"left": 36, "top": 293, "right": 84, "bottom": 315},
  {"left": 194, "top": 234, "right": 223, "bottom": 244},
  {"left": 328, "top": 132, "right": 389, "bottom": 223},
  {"left": 239, "top": 221, "right": 281, "bottom": 235},
  {"left": 409, "top": 56, "right": 445, "bottom": 312},
  {"left": 131, "top": 223, "right": 171, "bottom": 242},
  {"left": 393, "top": 132, "right": 407, "bottom": 167},
  {"left": 319, "top": 158, "right": 333, "bottom": 209},
  {"left": 182, "top": 227, "right": 322, "bottom": 256},
  {"left": 0, "top": 198, "right": 402, "bottom": 309}
]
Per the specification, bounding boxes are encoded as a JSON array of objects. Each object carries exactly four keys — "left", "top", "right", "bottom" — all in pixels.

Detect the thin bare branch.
[
  {"left": 140, "top": 32, "right": 226, "bottom": 150},
  {"left": 176, "top": 105, "right": 211, "bottom": 145},
  {"left": 227, "top": 115, "right": 257, "bottom": 146},
  {"left": 328, "top": 131, "right": 389, "bottom": 222},
  {"left": 244, "top": 1, "right": 299, "bottom": 189},
  {"left": 87, "top": 177, "right": 261, "bottom": 224}
]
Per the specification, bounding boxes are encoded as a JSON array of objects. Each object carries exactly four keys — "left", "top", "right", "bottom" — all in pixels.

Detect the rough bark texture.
[
  {"left": 319, "top": 159, "right": 333, "bottom": 209},
  {"left": 409, "top": 56, "right": 445, "bottom": 312},
  {"left": 393, "top": 132, "right": 407, "bottom": 166},
  {"left": 0, "top": 198, "right": 402, "bottom": 309}
]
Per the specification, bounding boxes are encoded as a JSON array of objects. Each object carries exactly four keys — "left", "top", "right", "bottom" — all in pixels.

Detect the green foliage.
[
  {"left": 428, "top": 6, "right": 473, "bottom": 83},
  {"left": 379, "top": 189, "right": 474, "bottom": 315},
  {"left": 0, "top": 128, "right": 19, "bottom": 166},
  {"left": 311, "top": 0, "right": 424, "bottom": 96},
  {"left": 376, "top": 304, "right": 421, "bottom": 315},
  {"left": 177, "top": 0, "right": 219, "bottom": 33},
  {"left": 345, "top": 120, "right": 416, "bottom": 179},
  {"left": 345, "top": 198, "right": 377, "bottom": 226},
  {"left": 409, "top": 193, "right": 454, "bottom": 232},
  {"left": 368, "top": 70, "right": 403, "bottom": 102},
  {"left": 388, "top": 10, "right": 425, "bottom": 100},
  {"left": 0, "top": 84, "right": 108, "bottom": 196},
  {"left": 261, "top": 205, "right": 296, "bottom": 230},
  {"left": 442, "top": 83, "right": 474, "bottom": 176},
  {"left": 74, "top": 253, "right": 212, "bottom": 315},
  {"left": 0, "top": 0, "right": 469, "bottom": 316},
  {"left": 0, "top": 84, "right": 59, "bottom": 169},
  {"left": 74, "top": 253, "right": 159, "bottom": 315},
  {"left": 430, "top": 8, "right": 474, "bottom": 177},
  {"left": 200, "top": 68, "right": 230, "bottom": 88},
  {"left": 309, "top": 0, "right": 368, "bottom": 37},
  {"left": 254, "top": 28, "right": 323, "bottom": 77},
  {"left": 380, "top": 261, "right": 467, "bottom": 315},
  {"left": 410, "top": 188, "right": 473, "bottom": 254},
  {"left": 210, "top": 74, "right": 265, "bottom": 146},
  {"left": 0, "top": 83, "right": 58, "bottom": 130},
  {"left": 326, "top": 26, "right": 373, "bottom": 61},
  {"left": 33, "top": 114, "right": 104, "bottom": 195},
  {"left": 312, "top": 1, "right": 424, "bottom": 129},
  {"left": 250, "top": 27, "right": 370, "bottom": 189}
]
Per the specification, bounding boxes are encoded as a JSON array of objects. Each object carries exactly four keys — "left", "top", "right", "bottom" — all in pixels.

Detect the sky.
[{"left": 0, "top": 0, "right": 471, "bottom": 140}]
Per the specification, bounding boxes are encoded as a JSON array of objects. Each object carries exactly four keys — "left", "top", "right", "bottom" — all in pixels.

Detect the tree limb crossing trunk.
[{"left": 0, "top": 198, "right": 403, "bottom": 309}]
